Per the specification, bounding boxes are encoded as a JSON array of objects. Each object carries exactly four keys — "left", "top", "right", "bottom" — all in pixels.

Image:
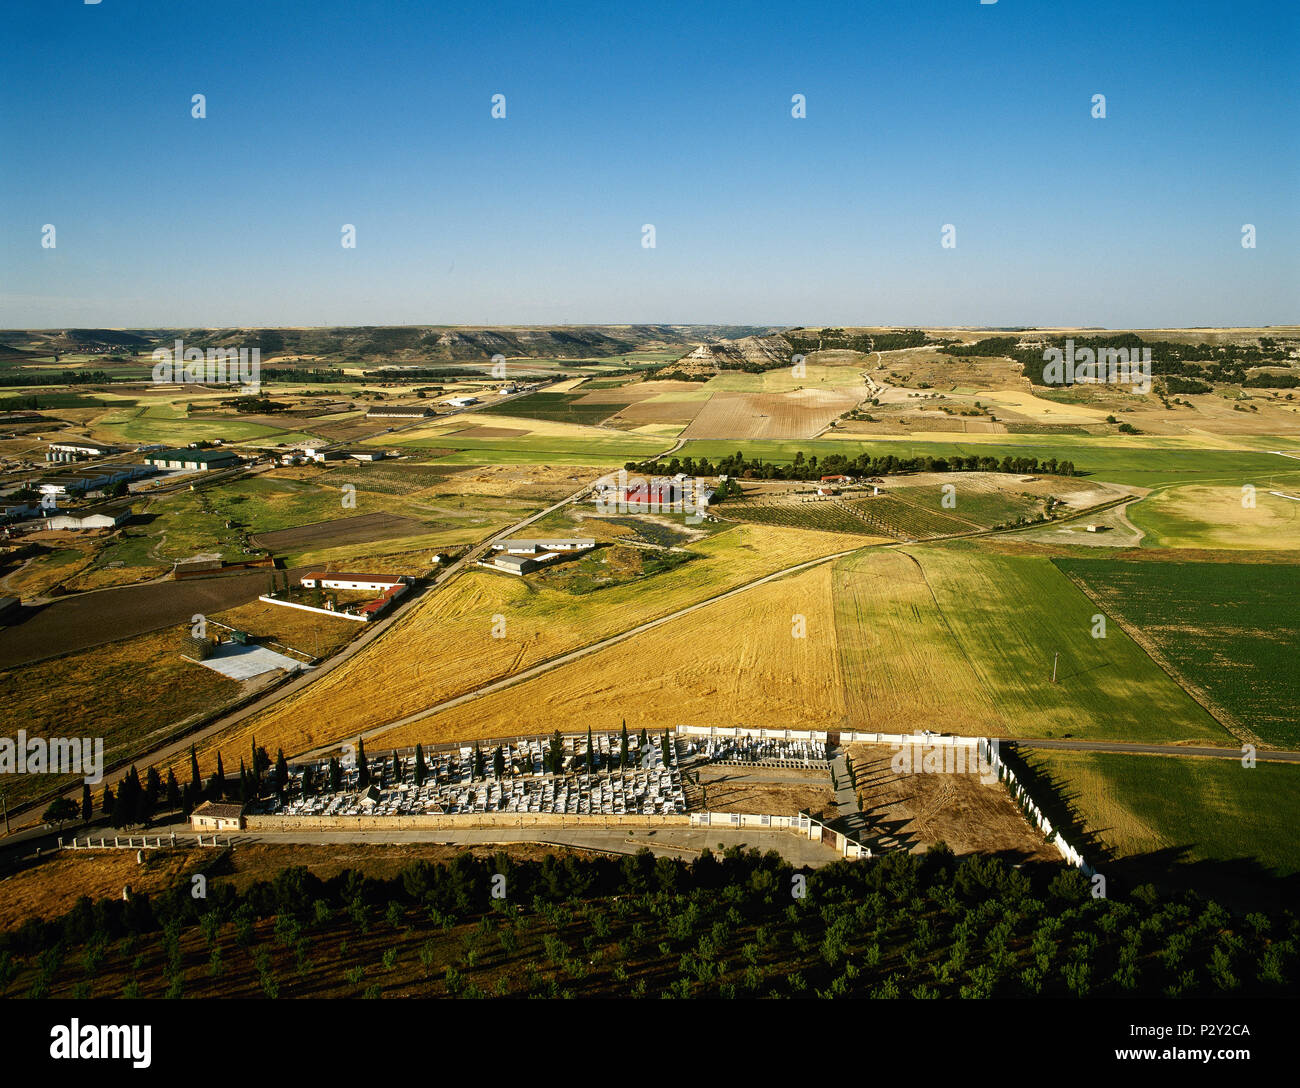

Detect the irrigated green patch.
[
  {"left": 1021, "top": 749, "right": 1300, "bottom": 878},
  {"left": 903, "top": 544, "right": 1233, "bottom": 744},
  {"left": 1055, "top": 558, "right": 1300, "bottom": 747},
  {"left": 479, "top": 392, "right": 631, "bottom": 425}
]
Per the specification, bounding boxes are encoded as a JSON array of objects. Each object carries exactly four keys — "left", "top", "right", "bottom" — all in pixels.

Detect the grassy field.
[
  {"left": 1127, "top": 483, "right": 1300, "bottom": 549},
  {"left": 0, "top": 625, "right": 238, "bottom": 811},
  {"left": 831, "top": 543, "right": 1235, "bottom": 744},
  {"left": 1020, "top": 749, "right": 1300, "bottom": 878},
  {"left": 385, "top": 563, "right": 847, "bottom": 746},
  {"left": 184, "top": 524, "right": 863, "bottom": 773},
  {"left": 1056, "top": 558, "right": 1300, "bottom": 746}
]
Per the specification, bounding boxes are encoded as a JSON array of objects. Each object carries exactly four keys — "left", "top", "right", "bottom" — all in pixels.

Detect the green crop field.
[
  {"left": 1056, "top": 558, "right": 1300, "bottom": 746},
  {"left": 843, "top": 494, "right": 979, "bottom": 538},
  {"left": 96, "top": 404, "right": 318, "bottom": 446},
  {"left": 890, "top": 544, "right": 1234, "bottom": 743},
  {"left": 478, "top": 392, "right": 631, "bottom": 425},
  {"left": 720, "top": 499, "right": 883, "bottom": 536},
  {"left": 1020, "top": 750, "right": 1300, "bottom": 878},
  {"left": 383, "top": 427, "right": 670, "bottom": 465}
]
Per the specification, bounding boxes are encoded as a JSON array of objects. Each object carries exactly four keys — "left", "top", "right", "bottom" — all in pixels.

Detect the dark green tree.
[
  {"left": 414, "top": 744, "right": 427, "bottom": 787},
  {"left": 189, "top": 745, "right": 202, "bottom": 795},
  {"left": 43, "top": 798, "right": 79, "bottom": 826},
  {"left": 356, "top": 739, "right": 370, "bottom": 788},
  {"left": 586, "top": 727, "right": 595, "bottom": 775},
  {"left": 80, "top": 783, "right": 92, "bottom": 823},
  {"left": 620, "top": 720, "right": 629, "bottom": 769},
  {"left": 275, "top": 749, "right": 289, "bottom": 795},
  {"left": 493, "top": 746, "right": 505, "bottom": 781},
  {"left": 101, "top": 785, "right": 115, "bottom": 817},
  {"left": 548, "top": 731, "right": 565, "bottom": 776},
  {"left": 165, "top": 769, "right": 181, "bottom": 812},
  {"left": 473, "top": 744, "right": 486, "bottom": 780}
]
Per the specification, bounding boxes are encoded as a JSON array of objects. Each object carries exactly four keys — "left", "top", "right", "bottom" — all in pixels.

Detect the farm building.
[
  {"left": 310, "top": 449, "right": 350, "bottom": 463},
  {"left": 491, "top": 538, "right": 595, "bottom": 555},
  {"left": 445, "top": 396, "right": 479, "bottom": 408},
  {"left": 41, "top": 501, "right": 133, "bottom": 531},
  {"left": 145, "top": 448, "right": 241, "bottom": 472},
  {"left": 189, "top": 801, "right": 245, "bottom": 832},
  {"left": 821, "top": 474, "right": 853, "bottom": 484},
  {"left": 488, "top": 553, "right": 554, "bottom": 576},
  {"left": 622, "top": 482, "right": 683, "bottom": 509},
  {"left": 299, "top": 572, "right": 409, "bottom": 591},
  {"left": 346, "top": 449, "right": 386, "bottom": 462},
  {"left": 46, "top": 438, "right": 121, "bottom": 461},
  {"left": 0, "top": 502, "right": 37, "bottom": 523},
  {"left": 365, "top": 405, "right": 433, "bottom": 419}
]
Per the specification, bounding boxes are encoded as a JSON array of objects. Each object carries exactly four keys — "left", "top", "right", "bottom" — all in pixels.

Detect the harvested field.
[
  {"left": 1127, "top": 482, "right": 1300, "bottom": 549},
  {"left": 0, "top": 568, "right": 301, "bottom": 670},
  {"left": 381, "top": 563, "right": 847, "bottom": 748},
  {"left": 846, "top": 743, "right": 1062, "bottom": 862},
  {"left": 249, "top": 512, "right": 430, "bottom": 553},
  {"left": 683, "top": 388, "right": 863, "bottom": 440},
  {"left": 833, "top": 550, "right": 1006, "bottom": 735},
  {"left": 191, "top": 524, "right": 859, "bottom": 772},
  {"left": 448, "top": 425, "right": 530, "bottom": 439}
]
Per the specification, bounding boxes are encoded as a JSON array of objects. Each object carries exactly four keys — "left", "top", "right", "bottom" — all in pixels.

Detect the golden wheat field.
[
  {"left": 833, "top": 549, "right": 1007, "bottom": 735},
  {"left": 181, "top": 523, "right": 868, "bottom": 773},
  {"left": 379, "top": 563, "right": 846, "bottom": 746}
]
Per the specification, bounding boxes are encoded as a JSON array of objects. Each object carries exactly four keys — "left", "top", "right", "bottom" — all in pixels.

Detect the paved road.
[
  {"left": 1000, "top": 738, "right": 1300, "bottom": 763},
  {"left": 21, "top": 820, "right": 842, "bottom": 868}
]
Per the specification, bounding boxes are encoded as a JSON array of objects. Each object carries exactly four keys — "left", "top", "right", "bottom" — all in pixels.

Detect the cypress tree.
[
  {"left": 356, "top": 739, "right": 369, "bottom": 787},
  {"left": 165, "top": 769, "right": 181, "bottom": 812},
  {"left": 493, "top": 745, "right": 505, "bottom": 781},
  {"left": 391, "top": 752, "right": 401, "bottom": 783},
  {"left": 620, "top": 720, "right": 629, "bottom": 769},
  {"left": 586, "top": 726, "right": 595, "bottom": 775},
  {"left": 189, "top": 745, "right": 202, "bottom": 794},
  {"left": 276, "top": 749, "right": 289, "bottom": 791},
  {"left": 473, "top": 743, "right": 486, "bottom": 780},
  {"left": 80, "top": 783, "right": 92, "bottom": 823},
  {"left": 101, "top": 785, "right": 115, "bottom": 817},
  {"left": 214, "top": 753, "right": 226, "bottom": 800},
  {"left": 414, "top": 744, "right": 427, "bottom": 787}
]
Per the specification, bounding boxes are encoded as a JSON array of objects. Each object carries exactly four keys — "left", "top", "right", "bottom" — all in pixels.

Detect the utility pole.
[
  {"left": 1, "top": 792, "right": 8, "bottom": 836},
  {"left": 1051, "top": 652, "right": 1059, "bottom": 684}
]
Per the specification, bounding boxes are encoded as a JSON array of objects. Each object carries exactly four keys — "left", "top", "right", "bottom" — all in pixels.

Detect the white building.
[
  {"left": 445, "top": 396, "right": 479, "bottom": 408},
  {"left": 299, "top": 572, "right": 409, "bottom": 591},
  {"left": 491, "top": 538, "right": 595, "bottom": 555},
  {"left": 42, "top": 501, "right": 133, "bottom": 530}
]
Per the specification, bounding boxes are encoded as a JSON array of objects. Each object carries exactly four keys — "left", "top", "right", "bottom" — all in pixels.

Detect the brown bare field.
[
  {"left": 428, "top": 463, "right": 594, "bottom": 500},
  {"left": 606, "top": 398, "right": 709, "bottom": 426},
  {"left": 249, "top": 511, "right": 430, "bottom": 553},
  {"left": 0, "top": 568, "right": 293, "bottom": 670},
  {"left": 847, "top": 743, "right": 1061, "bottom": 862},
  {"left": 187, "top": 524, "right": 859, "bottom": 773},
  {"left": 381, "top": 563, "right": 846, "bottom": 748},
  {"left": 697, "top": 767, "right": 837, "bottom": 820},
  {"left": 64, "top": 563, "right": 169, "bottom": 591},
  {"left": 684, "top": 389, "right": 862, "bottom": 440},
  {"left": 0, "top": 851, "right": 198, "bottom": 930}
]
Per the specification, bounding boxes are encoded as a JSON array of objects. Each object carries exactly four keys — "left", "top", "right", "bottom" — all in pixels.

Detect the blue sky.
[{"left": 1, "top": 0, "right": 1296, "bottom": 328}]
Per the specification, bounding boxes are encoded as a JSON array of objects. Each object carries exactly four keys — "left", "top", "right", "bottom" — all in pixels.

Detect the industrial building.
[
  {"left": 41, "top": 501, "right": 133, "bottom": 531},
  {"left": 45, "top": 438, "right": 121, "bottom": 462},
  {"left": 299, "top": 572, "right": 410, "bottom": 591},
  {"left": 145, "top": 448, "right": 241, "bottom": 472}
]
